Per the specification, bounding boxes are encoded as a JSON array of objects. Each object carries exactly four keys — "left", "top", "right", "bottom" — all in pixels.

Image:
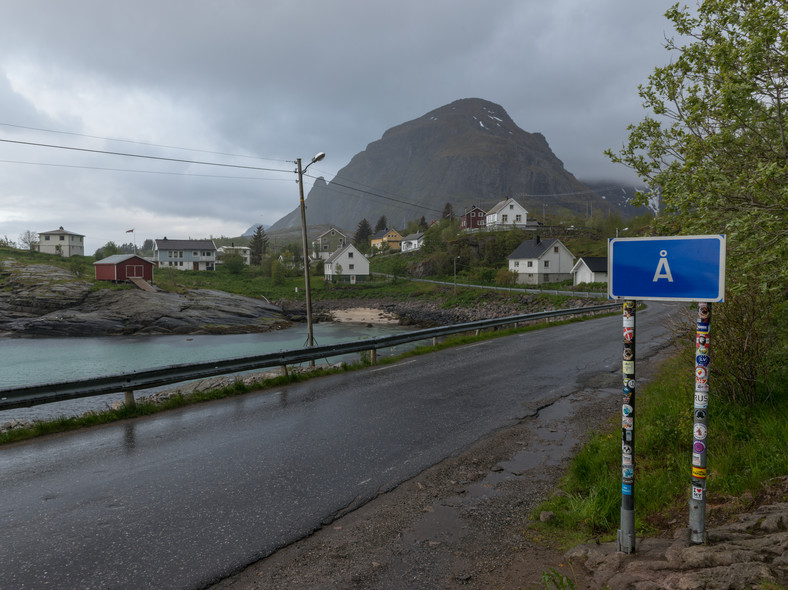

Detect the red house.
[
  {"left": 460, "top": 205, "right": 486, "bottom": 231},
  {"left": 94, "top": 254, "right": 154, "bottom": 282}
]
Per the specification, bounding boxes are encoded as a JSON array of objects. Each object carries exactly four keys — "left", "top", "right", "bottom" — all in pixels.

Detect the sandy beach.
[{"left": 329, "top": 307, "right": 399, "bottom": 324}]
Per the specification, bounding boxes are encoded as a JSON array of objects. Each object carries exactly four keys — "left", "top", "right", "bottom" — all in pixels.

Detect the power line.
[
  {"left": 0, "top": 122, "right": 290, "bottom": 163},
  {"left": 0, "top": 137, "right": 292, "bottom": 173},
  {"left": 0, "top": 158, "right": 294, "bottom": 182}
]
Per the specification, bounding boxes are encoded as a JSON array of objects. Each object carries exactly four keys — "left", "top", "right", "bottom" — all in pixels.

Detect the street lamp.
[{"left": 296, "top": 152, "right": 325, "bottom": 352}]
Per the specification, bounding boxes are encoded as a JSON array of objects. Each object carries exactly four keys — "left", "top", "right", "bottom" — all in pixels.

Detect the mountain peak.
[{"left": 268, "top": 98, "right": 605, "bottom": 233}]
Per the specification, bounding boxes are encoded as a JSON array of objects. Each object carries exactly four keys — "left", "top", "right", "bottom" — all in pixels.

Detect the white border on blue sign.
[{"left": 607, "top": 234, "right": 726, "bottom": 302}]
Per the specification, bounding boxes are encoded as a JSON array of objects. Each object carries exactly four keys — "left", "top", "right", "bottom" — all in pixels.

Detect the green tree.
[
  {"left": 374, "top": 216, "right": 388, "bottom": 232},
  {"left": 607, "top": 0, "right": 787, "bottom": 290},
  {"left": 353, "top": 218, "right": 373, "bottom": 247},
  {"left": 607, "top": 0, "right": 788, "bottom": 401},
  {"left": 94, "top": 241, "right": 121, "bottom": 259},
  {"left": 249, "top": 225, "right": 269, "bottom": 265},
  {"left": 222, "top": 253, "right": 246, "bottom": 274},
  {"left": 18, "top": 230, "right": 38, "bottom": 251},
  {"left": 442, "top": 202, "right": 454, "bottom": 220}
]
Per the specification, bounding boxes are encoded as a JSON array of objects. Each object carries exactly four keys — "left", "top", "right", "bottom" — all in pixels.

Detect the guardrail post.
[
  {"left": 124, "top": 390, "right": 136, "bottom": 409},
  {"left": 369, "top": 348, "right": 377, "bottom": 364},
  {"left": 280, "top": 365, "right": 289, "bottom": 377},
  {"left": 432, "top": 336, "right": 438, "bottom": 346}
]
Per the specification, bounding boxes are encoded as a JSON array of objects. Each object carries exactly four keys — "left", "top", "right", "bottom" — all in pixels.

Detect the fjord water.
[{"left": 0, "top": 322, "right": 405, "bottom": 422}]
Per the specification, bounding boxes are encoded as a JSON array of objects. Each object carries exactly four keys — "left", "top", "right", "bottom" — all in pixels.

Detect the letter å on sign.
[{"left": 608, "top": 235, "right": 726, "bottom": 302}]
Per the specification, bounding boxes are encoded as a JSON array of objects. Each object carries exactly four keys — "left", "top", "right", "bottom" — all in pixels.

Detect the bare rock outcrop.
[{"left": 0, "top": 260, "right": 289, "bottom": 336}]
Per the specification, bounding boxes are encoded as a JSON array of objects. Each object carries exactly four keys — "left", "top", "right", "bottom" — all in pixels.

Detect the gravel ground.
[{"left": 208, "top": 343, "right": 674, "bottom": 589}]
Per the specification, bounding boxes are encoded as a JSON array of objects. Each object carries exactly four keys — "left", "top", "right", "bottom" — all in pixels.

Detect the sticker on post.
[
  {"left": 622, "top": 404, "right": 633, "bottom": 417},
  {"left": 622, "top": 483, "right": 633, "bottom": 495},
  {"left": 693, "top": 440, "right": 706, "bottom": 454},
  {"left": 622, "top": 417, "right": 633, "bottom": 430},
  {"left": 693, "top": 453, "right": 703, "bottom": 466},
  {"left": 623, "top": 361, "right": 635, "bottom": 374},
  {"left": 694, "top": 423, "right": 708, "bottom": 440},
  {"left": 692, "top": 466, "right": 707, "bottom": 479},
  {"left": 692, "top": 486, "right": 704, "bottom": 500}
]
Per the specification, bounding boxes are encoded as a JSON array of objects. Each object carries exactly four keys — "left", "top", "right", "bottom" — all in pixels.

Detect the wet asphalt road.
[{"left": 0, "top": 303, "right": 677, "bottom": 589}]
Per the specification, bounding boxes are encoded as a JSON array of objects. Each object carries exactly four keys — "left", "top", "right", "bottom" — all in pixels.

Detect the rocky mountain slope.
[
  {"left": 0, "top": 260, "right": 288, "bottom": 337},
  {"left": 269, "top": 98, "right": 641, "bottom": 234}
]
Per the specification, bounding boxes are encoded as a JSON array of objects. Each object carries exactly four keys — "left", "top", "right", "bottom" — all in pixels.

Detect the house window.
[
  {"left": 514, "top": 261, "right": 519, "bottom": 267},
  {"left": 349, "top": 264, "right": 355, "bottom": 270},
  {"left": 527, "top": 261, "right": 533, "bottom": 268},
  {"left": 515, "top": 214, "right": 522, "bottom": 222},
  {"left": 554, "top": 246, "right": 559, "bottom": 253},
  {"left": 544, "top": 260, "right": 550, "bottom": 268},
  {"left": 193, "top": 251, "right": 199, "bottom": 257},
  {"left": 509, "top": 204, "right": 514, "bottom": 210},
  {"left": 323, "top": 245, "right": 328, "bottom": 250},
  {"left": 502, "top": 214, "right": 508, "bottom": 222},
  {"left": 59, "top": 235, "right": 65, "bottom": 241},
  {"left": 348, "top": 252, "right": 354, "bottom": 258},
  {"left": 45, "top": 235, "right": 50, "bottom": 241}
]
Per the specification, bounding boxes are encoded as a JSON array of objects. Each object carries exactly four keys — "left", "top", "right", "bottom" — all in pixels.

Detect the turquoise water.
[{"left": 0, "top": 322, "right": 406, "bottom": 422}]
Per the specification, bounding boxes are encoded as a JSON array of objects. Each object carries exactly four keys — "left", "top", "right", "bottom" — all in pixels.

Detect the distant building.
[
  {"left": 37, "top": 226, "right": 85, "bottom": 257},
  {"left": 400, "top": 232, "right": 425, "bottom": 252},
  {"left": 217, "top": 244, "right": 251, "bottom": 265},
  {"left": 507, "top": 237, "right": 575, "bottom": 285},
  {"left": 153, "top": 238, "right": 217, "bottom": 271},
  {"left": 324, "top": 244, "right": 370, "bottom": 283},
  {"left": 311, "top": 228, "right": 348, "bottom": 260},
  {"left": 370, "top": 228, "right": 403, "bottom": 251},
  {"left": 459, "top": 205, "right": 486, "bottom": 231},
  {"left": 572, "top": 256, "right": 608, "bottom": 286},
  {"left": 485, "top": 197, "right": 531, "bottom": 230},
  {"left": 94, "top": 254, "right": 154, "bottom": 282}
]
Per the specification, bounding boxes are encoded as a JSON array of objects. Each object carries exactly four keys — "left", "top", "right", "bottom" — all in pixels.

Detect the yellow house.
[{"left": 370, "top": 228, "right": 403, "bottom": 251}]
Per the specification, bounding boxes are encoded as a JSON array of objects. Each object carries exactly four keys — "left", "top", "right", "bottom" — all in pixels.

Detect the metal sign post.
[
  {"left": 608, "top": 235, "right": 725, "bottom": 554},
  {"left": 690, "top": 302, "right": 711, "bottom": 543},
  {"left": 618, "top": 300, "right": 636, "bottom": 554}
]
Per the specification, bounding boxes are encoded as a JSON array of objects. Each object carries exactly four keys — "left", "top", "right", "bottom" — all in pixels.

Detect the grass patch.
[{"left": 532, "top": 352, "right": 788, "bottom": 548}]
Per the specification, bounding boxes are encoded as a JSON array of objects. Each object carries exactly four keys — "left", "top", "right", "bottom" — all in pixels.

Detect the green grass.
[{"left": 532, "top": 352, "right": 788, "bottom": 547}]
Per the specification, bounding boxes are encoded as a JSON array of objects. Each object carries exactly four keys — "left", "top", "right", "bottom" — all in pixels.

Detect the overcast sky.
[{"left": 0, "top": 0, "right": 678, "bottom": 254}]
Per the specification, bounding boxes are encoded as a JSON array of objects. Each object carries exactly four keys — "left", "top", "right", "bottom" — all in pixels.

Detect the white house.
[
  {"left": 507, "top": 237, "right": 575, "bottom": 285},
  {"left": 400, "top": 232, "right": 425, "bottom": 252},
  {"left": 572, "top": 256, "right": 608, "bottom": 286},
  {"left": 217, "top": 245, "right": 251, "bottom": 265},
  {"left": 485, "top": 197, "right": 530, "bottom": 229},
  {"left": 324, "top": 244, "right": 370, "bottom": 283},
  {"left": 37, "top": 226, "right": 85, "bottom": 257},
  {"left": 154, "top": 238, "right": 217, "bottom": 271}
]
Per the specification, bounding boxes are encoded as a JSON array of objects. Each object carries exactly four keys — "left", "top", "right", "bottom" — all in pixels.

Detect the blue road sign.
[{"left": 608, "top": 235, "right": 726, "bottom": 302}]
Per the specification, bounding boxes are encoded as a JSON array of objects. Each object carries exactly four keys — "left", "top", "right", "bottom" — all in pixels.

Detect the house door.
[
  {"left": 128, "top": 265, "right": 143, "bottom": 278},
  {"left": 193, "top": 262, "right": 199, "bottom": 270},
  {"left": 350, "top": 275, "right": 356, "bottom": 284}
]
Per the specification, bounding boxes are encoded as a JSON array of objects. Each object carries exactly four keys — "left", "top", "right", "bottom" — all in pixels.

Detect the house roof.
[
  {"left": 507, "top": 238, "right": 559, "bottom": 260},
  {"left": 94, "top": 254, "right": 151, "bottom": 265},
  {"left": 370, "top": 228, "right": 402, "bottom": 240},
  {"left": 401, "top": 232, "right": 424, "bottom": 241},
  {"left": 40, "top": 226, "right": 84, "bottom": 237},
  {"left": 314, "top": 227, "right": 348, "bottom": 240},
  {"left": 155, "top": 239, "right": 216, "bottom": 250},
  {"left": 325, "top": 244, "right": 366, "bottom": 264},
  {"left": 486, "top": 197, "right": 527, "bottom": 216},
  {"left": 577, "top": 256, "right": 608, "bottom": 273}
]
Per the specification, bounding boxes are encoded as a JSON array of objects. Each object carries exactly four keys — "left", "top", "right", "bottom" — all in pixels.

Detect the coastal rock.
[{"left": 0, "top": 260, "right": 289, "bottom": 336}]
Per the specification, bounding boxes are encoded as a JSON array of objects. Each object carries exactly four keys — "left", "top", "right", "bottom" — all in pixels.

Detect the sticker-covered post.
[
  {"left": 618, "top": 300, "right": 636, "bottom": 554},
  {"left": 690, "top": 302, "right": 711, "bottom": 543}
]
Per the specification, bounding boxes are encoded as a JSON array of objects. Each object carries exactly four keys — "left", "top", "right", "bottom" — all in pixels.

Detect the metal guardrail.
[
  {"left": 0, "top": 302, "right": 618, "bottom": 411},
  {"left": 371, "top": 273, "right": 607, "bottom": 298}
]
